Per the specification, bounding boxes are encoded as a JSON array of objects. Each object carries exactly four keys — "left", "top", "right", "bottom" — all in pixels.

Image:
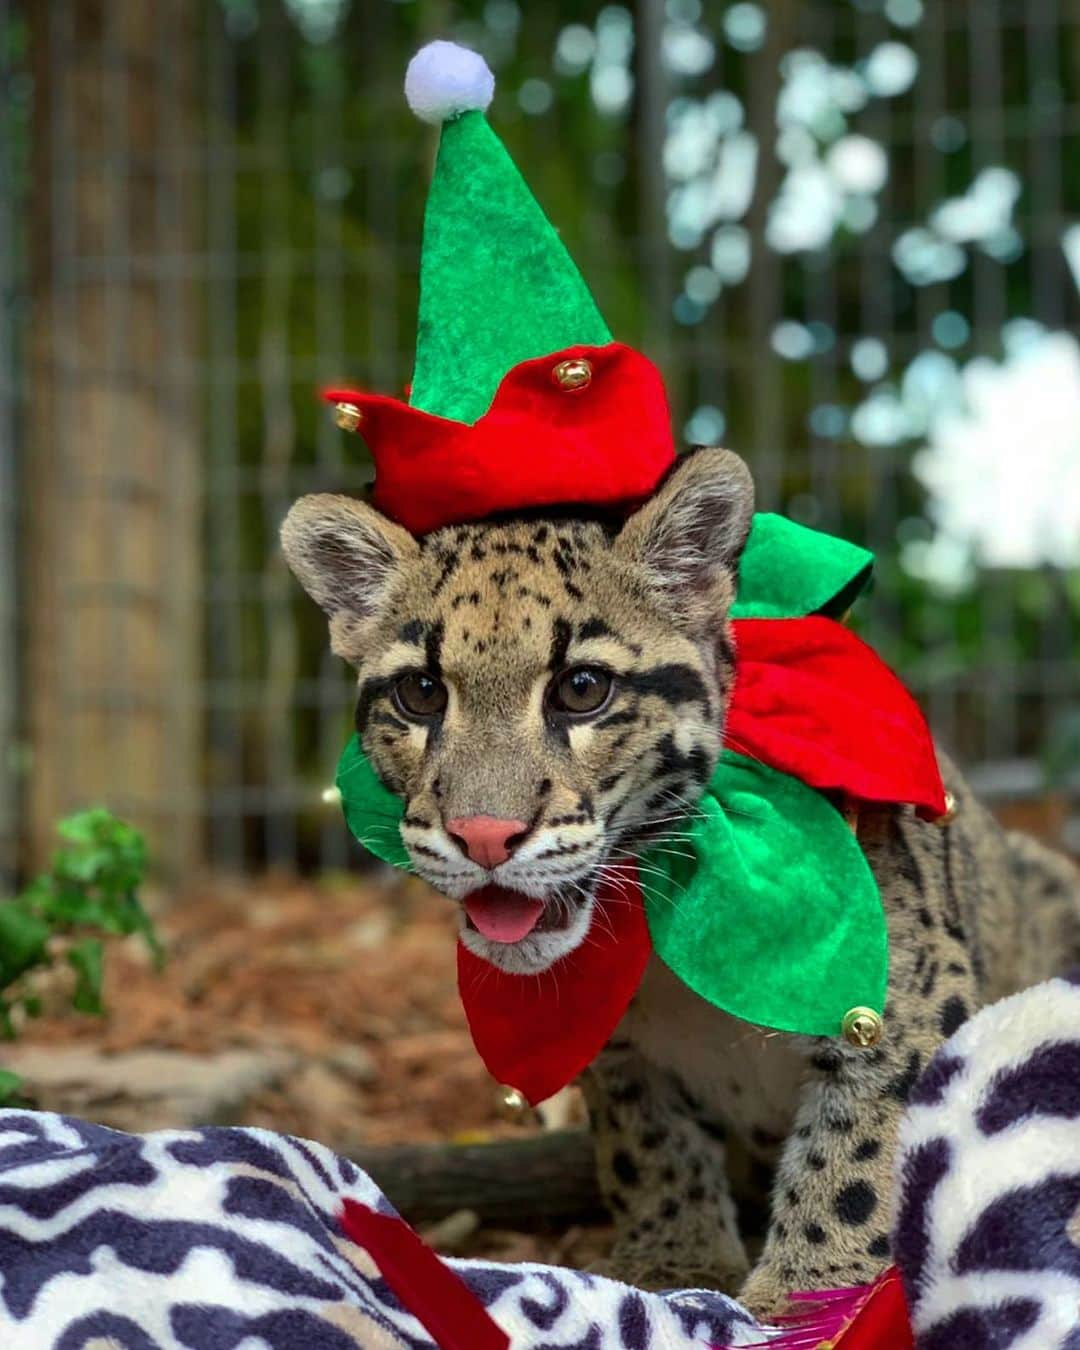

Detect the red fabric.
[
  {"left": 324, "top": 343, "right": 676, "bottom": 535},
  {"left": 726, "top": 616, "right": 947, "bottom": 821},
  {"left": 339, "top": 1200, "right": 509, "bottom": 1350},
  {"left": 833, "top": 1267, "right": 915, "bottom": 1348},
  {"left": 457, "top": 866, "right": 651, "bottom": 1106}
]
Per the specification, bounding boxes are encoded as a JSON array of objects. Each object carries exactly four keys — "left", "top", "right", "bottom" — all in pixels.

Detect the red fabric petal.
[
  {"left": 833, "top": 1267, "right": 914, "bottom": 1348},
  {"left": 323, "top": 343, "right": 676, "bottom": 535},
  {"left": 782, "top": 1269, "right": 913, "bottom": 1348},
  {"left": 339, "top": 1200, "right": 509, "bottom": 1350},
  {"left": 726, "top": 617, "right": 946, "bottom": 821},
  {"left": 457, "top": 868, "right": 651, "bottom": 1106}
]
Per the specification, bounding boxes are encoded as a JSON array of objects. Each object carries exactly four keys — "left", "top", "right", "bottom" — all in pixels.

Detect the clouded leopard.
[{"left": 282, "top": 446, "right": 1080, "bottom": 1316}]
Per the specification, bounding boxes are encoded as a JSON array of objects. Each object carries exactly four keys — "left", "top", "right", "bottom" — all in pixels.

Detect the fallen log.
[
  {"left": 350, "top": 1128, "right": 605, "bottom": 1228},
  {"left": 352, "top": 1128, "right": 773, "bottom": 1241}
]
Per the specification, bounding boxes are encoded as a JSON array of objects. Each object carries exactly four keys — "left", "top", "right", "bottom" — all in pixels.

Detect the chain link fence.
[{"left": 2, "top": 0, "right": 1078, "bottom": 883}]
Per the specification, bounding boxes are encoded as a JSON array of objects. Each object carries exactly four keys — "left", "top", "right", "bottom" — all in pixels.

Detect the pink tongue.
[{"left": 464, "top": 886, "right": 546, "bottom": 944}]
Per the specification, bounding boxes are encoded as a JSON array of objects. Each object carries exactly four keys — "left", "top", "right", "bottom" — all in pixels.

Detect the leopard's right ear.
[
  {"left": 614, "top": 446, "right": 753, "bottom": 630},
  {"left": 280, "top": 495, "right": 419, "bottom": 652}
]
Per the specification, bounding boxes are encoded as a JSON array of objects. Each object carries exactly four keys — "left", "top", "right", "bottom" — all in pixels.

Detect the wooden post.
[
  {"left": 24, "top": 1, "right": 201, "bottom": 878},
  {"left": 0, "top": 4, "right": 18, "bottom": 890},
  {"left": 634, "top": 0, "right": 673, "bottom": 368}
]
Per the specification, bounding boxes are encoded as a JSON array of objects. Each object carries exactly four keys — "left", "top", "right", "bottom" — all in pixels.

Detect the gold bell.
[
  {"left": 934, "top": 791, "right": 957, "bottom": 827},
  {"left": 333, "top": 401, "right": 363, "bottom": 432},
  {"left": 499, "top": 1085, "right": 528, "bottom": 1113},
  {"left": 842, "top": 1006, "right": 884, "bottom": 1049},
  {"left": 552, "top": 357, "right": 593, "bottom": 391}
]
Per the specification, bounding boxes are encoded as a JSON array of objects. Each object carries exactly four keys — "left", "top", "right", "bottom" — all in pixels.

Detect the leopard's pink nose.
[{"left": 445, "top": 816, "right": 529, "bottom": 869}]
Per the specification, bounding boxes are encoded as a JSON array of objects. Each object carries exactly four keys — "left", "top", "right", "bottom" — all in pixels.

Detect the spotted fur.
[{"left": 282, "top": 447, "right": 1080, "bottom": 1319}]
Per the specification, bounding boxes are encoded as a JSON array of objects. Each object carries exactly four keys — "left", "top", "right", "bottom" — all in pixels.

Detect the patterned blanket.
[{"left": 0, "top": 973, "right": 1077, "bottom": 1348}]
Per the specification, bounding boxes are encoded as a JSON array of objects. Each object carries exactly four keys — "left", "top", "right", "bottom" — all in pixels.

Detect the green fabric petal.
[
  {"left": 640, "top": 750, "right": 887, "bottom": 1037},
  {"left": 336, "top": 735, "right": 410, "bottom": 869},
  {"left": 732, "top": 513, "right": 874, "bottom": 620},
  {"left": 411, "top": 111, "right": 612, "bottom": 425}
]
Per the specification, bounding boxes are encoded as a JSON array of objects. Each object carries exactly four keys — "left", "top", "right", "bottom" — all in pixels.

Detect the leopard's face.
[
  {"left": 282, "top": 448, "right": 753, "bottom": 974},
  {"left": 340, "top": 517, "right": 730, "bottom": 974}
]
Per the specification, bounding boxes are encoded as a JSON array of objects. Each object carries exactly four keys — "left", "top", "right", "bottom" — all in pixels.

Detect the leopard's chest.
[{"left": 618, "top": 955, "right": 805, "bottom": 1155}]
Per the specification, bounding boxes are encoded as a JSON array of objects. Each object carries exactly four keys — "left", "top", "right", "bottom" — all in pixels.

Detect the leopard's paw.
[
  {"left": 737, "top": 1264, "right": 797, "bottom": 1322},
  {"left": 591, "top": 1240, "right": 748, "bottom": 1295}
]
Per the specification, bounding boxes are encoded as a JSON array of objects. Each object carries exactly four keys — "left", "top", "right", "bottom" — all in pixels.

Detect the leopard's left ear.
[{"left": 614, "top": 446, "right": 754, "bottom": 627}]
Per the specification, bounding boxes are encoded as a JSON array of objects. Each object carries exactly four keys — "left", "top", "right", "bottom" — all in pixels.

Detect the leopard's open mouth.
[{"left": 462, "top": 884, "right": 578, "bottom": 944}]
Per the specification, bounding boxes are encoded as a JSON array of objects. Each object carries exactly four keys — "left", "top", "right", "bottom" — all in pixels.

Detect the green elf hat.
[
  {"left": 325, "top": 41, "right": 677, "bottom": 536},
  {"left": 404, "top": 41, "right": 611, "bottom": 422}
]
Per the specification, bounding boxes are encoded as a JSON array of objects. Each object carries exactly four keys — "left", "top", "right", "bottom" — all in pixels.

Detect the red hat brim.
[{"left": 324, "top": 343, "right": 676, "bottom": 535}]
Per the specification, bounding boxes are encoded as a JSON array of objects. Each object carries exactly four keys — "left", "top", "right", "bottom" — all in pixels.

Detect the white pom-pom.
[{"left": 405, "top": 41, "right": 495, "bottom": 125}]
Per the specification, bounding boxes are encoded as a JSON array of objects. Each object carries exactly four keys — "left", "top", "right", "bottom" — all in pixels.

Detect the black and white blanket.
[{"left": 0, "top": 973, "right": 1077, "bottom": 1348}]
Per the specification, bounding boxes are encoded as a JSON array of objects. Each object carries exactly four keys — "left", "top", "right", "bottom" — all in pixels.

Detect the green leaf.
[
  {"left": 0, "top": 1068, "right": 24, "bottom": 1105},
  {"left": 55, "top": 809, "right": 105, "bottom": 846},
  {"left": 54, "top": 848, "right": 110, "bottom": 885},
  {"left": 0, "top": 902, "right": 50, "bottom": 989},
  {"left": 18, "top": 874, "right": 54, "bottom": 915},
  {"left": 53, "top": 808, "right": 147, "bottom": 896},
  {"left": 0, "top": 808, "right": 159, "bottom": 1032},
  {"left": 67, "top": 939, "right": 105, "bottom": 1015},
  {"left": 39, "top": 882, "right": 112, "bottom": 929}
]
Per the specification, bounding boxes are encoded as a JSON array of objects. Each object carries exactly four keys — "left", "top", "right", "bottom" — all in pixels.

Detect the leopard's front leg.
[
  {"left": 582, "top": 1041, "right": 750, "bottom": 1293},
  {"left": 736, "top": 1037, "right": 907, "bottom": 1316},
  {"left": 739, "top": 814, "right": 981, "bottom": 1319}
]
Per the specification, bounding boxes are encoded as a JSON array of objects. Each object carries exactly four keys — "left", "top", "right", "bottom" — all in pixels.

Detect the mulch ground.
[{"left": 13, "top": 865, "right": 607, "bottom": 1264}]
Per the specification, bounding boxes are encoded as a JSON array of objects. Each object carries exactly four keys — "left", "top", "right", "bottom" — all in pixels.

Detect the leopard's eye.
[
  {"left": 393, "top": 671, "right": 448, "bottom": 719},
  {"left": 547, "top": 666, "right": 614, "bottom": 717}
]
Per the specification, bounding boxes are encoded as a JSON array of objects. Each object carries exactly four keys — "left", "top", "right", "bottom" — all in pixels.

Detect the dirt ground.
[{"left": 8, "top": 865, "right": 609, "bottom": 1265}]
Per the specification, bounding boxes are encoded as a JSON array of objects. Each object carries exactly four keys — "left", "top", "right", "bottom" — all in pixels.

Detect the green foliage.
[{"left": 0, "top": 809, "right": 161, "bottom": 1106}]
